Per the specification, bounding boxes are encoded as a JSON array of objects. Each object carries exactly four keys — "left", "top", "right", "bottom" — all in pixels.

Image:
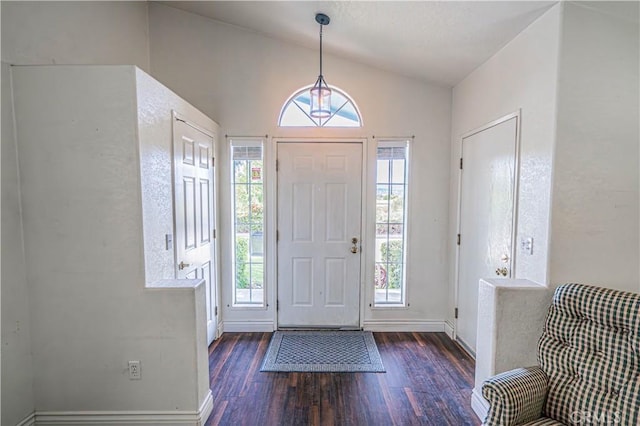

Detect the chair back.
[{"left": 538, "top": 283, "right": 640, "bottom": 425}]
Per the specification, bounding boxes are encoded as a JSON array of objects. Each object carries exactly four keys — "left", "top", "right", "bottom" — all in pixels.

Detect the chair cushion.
[{"left": 538, "top": 283, "right": 640, "bottom": 425}]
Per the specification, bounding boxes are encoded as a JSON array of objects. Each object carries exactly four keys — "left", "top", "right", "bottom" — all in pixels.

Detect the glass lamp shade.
[{"left": 310, "top": 78, "right": 332, "bottom": 118}]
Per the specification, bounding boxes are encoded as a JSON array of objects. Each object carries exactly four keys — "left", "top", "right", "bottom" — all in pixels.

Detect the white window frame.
[
  {"left": 373, "top": 139, "right": 411, "bottom": 308},
  {"left": 229, "top": 138, "right": 266, "bottom": 307}
]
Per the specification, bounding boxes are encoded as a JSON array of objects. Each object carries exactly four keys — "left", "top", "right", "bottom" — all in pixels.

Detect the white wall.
[
  {"left": 135, "top": 67, "right": 215, "bottom": 407},
  {"left": 148, "top": 3, "right": 453, "bottom": 329},
  {"left": 136, "top": 68, "right": 219, "bottom": 288},
  {"left": 1, "top": 1, "right": 150, "bottom": 71},
  {"left": 12, "top": 65, "right": 208, "bottom": 416},
  {"left": 1, "top": 3, "right": 151, "bottom": 422},
  {"left": 1, "top": 62, "right": 36, "bottom": 426},
  {"left": 549, "top": 2, "right": 639, "bottom": 293},
  {"left": 449, "top": 5, "right": 562, "bottom": 324}
]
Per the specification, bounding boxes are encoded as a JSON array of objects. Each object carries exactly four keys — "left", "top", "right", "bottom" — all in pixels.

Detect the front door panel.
[{"left": 277, "top": 143, "right": 362, "bottom": 328}]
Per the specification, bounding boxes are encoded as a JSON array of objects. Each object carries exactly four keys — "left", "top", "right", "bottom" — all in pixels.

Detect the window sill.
[{"left": 370, "top": 303, "right": 410, "bottom": 310}]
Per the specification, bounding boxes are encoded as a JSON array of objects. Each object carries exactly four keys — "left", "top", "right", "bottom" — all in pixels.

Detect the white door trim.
[
  {"left": 453, "top": 110, "right": 522, "bottom": 348},
  {"left": 273, "top": 137, "right": 369, "bottom": 330}
]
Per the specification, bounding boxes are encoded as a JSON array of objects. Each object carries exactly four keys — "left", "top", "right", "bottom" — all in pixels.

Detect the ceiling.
[{"left": 160, "top": 1, "right": 557, "bottom": 87}]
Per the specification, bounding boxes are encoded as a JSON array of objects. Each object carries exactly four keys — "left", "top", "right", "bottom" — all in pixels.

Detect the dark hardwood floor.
[{"left": 205, "top": 332, "right": 480, "bottom": 426}]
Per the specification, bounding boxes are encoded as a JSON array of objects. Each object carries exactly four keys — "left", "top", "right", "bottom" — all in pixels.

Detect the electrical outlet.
[{"left": 128, "top": 360, "right": 141, "bottom": 380}]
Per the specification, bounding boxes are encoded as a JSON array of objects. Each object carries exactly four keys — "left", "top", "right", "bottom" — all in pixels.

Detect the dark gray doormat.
[{"left": 260, "top": 330, "right": 385, "bottom": 373}]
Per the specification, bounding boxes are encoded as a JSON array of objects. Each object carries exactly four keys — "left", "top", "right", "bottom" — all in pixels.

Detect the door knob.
[
  {"left": 178, "top": 261, "right": 191, "bottom": 270},
  {"left": 500, "top": 254, "right": 510, "bottom": 263},
  {"left": 351, "top": 237, "right": 359, "bottom": 254}
]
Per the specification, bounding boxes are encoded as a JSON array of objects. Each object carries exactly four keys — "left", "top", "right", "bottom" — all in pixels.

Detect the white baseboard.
[
  {"left": 198, "top": 390, "right": 214, "bottom": 426},
  {"left": 456, "top": 336, "right": 476, "bottom": 358},
  {"left": 362, "top": 320, "right": 445, "bottom": 332},
  {"left": 444, "top": 320, "right": 455, "bottom": 339},
  {"left": 221, "top": 319, "right": 447, "bottom": 333},
  {"left": 471, "top": 387, "right": 489, "bottom": 423},
  {"left": 17, "top": 413, "right": 36, "bottom": 426},
  {"left": 32, "top": 391, "right": 213, "bottom": 426},
  {"left": 221, "top": 320, "right": 275, "bottom": 333}
]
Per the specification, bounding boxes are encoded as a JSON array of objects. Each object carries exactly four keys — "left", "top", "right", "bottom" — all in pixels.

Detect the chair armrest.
[{"left": 482, "top": 366, "right": 548, "bottom": 426}]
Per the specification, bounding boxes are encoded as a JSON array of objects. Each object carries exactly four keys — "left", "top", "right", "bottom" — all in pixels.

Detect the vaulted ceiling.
[{"left": 159, "top": 1, "right": 556, "bottom": 86}]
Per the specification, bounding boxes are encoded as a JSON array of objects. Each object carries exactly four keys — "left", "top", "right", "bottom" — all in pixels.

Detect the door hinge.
[
  {"left": 459, "top": 158, "right": 463, "bottom": 169},
  {"left": 276, "top": 230, "right": 279, "bottom": 242},
  {"left": 457, "top": 234, "right": 461, "bottom": 246},
  {"left": 276, "top": 300, "right": 279, "bottom": 311},
  {"left": 455, "top": 308, "right": 459, "bottom": 319},
  {"left": 215, "top": 306, "right": 218, "bottom": 316},
  {"left": 213, "top": 229, "right": 216, "bottom": 239},
  {"left": 276, "top": 159, "right": 279, "bottom": 171},
  {"left": 212, "top": 157, "right": 215, "bottom": 167}
]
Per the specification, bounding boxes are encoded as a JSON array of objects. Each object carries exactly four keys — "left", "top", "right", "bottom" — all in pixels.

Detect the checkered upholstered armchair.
[{"left": 482, "top": 283, "right": 640, "bottom": 426}]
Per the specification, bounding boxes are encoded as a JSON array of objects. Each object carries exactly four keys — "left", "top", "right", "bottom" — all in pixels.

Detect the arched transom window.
[{"left": 278, "top": 85, "right": 362, "bottom": 127}]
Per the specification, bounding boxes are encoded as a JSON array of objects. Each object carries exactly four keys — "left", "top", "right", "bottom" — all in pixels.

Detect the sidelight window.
[
  {"left": 374, "top": 141, "right": 409, "bottom": 306},
  {"left": 230, "top": 139, "right": 265, "bottom": 306}
]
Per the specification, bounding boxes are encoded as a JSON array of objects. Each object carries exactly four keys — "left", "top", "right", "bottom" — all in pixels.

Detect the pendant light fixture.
[{"left": 310, "top": 13, "right": 331, "bottom": 118}]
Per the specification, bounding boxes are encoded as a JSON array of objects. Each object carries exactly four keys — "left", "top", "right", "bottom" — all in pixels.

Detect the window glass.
[
  {"left": 374, "top": 142, "right": 409, "bottom": 306},
  {"left": 279, "top": 86, "right": 362, "bottom": 127},
  {"left": 231, "top": 141, "right": 264, "bottom": 306}
]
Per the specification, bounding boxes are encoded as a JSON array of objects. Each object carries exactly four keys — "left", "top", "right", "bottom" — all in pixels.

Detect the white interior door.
[
  {"left": 457, "top": 115, "right": 518, "bottom": 354},
  {"left": 277, "top": 142, "right": 363, "bottom": 328},
  {"left": 173, "top": 117, "right": 218, "bottom": 344}
]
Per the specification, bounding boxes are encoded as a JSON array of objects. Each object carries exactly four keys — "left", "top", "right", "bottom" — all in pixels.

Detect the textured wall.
[
  {"left": 136, "top": 68, "right": 218, "bottom": 287},
  {"left": 12, "top": 66, "right": 206, "bottom": 413},
  {"left": 1, "top": 62, "right": 36, "bottom": 426},
  {"left": 148, "top": 3, "right": 453, "bottom": 328},
  {"left": 1, "top": 1, "right": 149, "bottom": 70},
  {"left": 135, "top": 67, "right": 215, "bottom": 405},
  {"left": 449, "top": 5, "right": 562, "bottom": 327},
  {"left": 1, "top": 2, "right": 150, "bottom": 420},
  {"left": 549, "top": 2, "right": 640, "bottom": 292}
]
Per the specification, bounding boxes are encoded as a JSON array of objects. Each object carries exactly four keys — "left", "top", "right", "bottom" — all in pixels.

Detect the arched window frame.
[{"left": 278, "top": 85, "right": 363, "bottom": 128}]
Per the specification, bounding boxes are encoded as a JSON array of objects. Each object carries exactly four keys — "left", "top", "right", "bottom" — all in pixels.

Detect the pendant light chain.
[
  {"left": 319, "top": 23, "right": 324, "bottom": 82},
  {"left": 309, "top": 13, "right": 332, "bottom": 119}
]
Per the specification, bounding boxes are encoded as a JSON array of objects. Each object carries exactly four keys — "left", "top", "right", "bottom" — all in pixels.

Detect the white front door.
[
  {"left": 457, "top": 115, "right": 518, "bottom": 354},
  {"left": 173, "top": 117, "right": 218, "bottom": 344},
  {"left": 277, "top": 142, "right": 363, "bottom": 328}
]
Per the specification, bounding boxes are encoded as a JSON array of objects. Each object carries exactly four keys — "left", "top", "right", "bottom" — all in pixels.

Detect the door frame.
[
  {"left": 272, "top": 137, "right": 370, "bottom": 329},
  {"left": 171, "top": 110, "right": 222, "bottom": 342},
  {"left": 453, "top": 110, "right": 522, "bottom": 349}
]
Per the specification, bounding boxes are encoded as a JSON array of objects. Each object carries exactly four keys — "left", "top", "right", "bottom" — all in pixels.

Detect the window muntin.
[
  {"left": 374, "top": 142, "right": 409, "bottom": 306},
  {"left": 231, "top": 140, "right": 265, "bottom": 306},
  {"left": 278, "top": 85, "right": 362, "bottom": 127}
]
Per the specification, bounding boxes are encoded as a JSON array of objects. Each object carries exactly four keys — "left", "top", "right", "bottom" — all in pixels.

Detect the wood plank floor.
[{"left": 205, "top": 332, "right": 480, "bottom": 426}]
